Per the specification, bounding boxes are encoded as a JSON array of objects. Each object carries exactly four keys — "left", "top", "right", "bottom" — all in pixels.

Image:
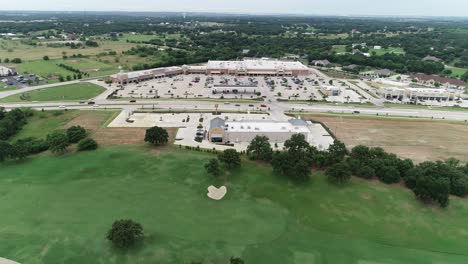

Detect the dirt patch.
[
  {"left": 303, "top": 114, "right": 468, "bottom": 162},
  {"left": 92, "top": 127, "right": 147, "bottom": 146},
  {"left": 63, "top": 112, "right": 109, "bottom": 132},
  {"left": 64, "top": 112, "right": 178, "bottom": 147}
]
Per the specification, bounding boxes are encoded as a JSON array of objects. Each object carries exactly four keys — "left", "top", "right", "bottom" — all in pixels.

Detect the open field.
[
  {"left": 119, "top": 33, "right": 184, "bottom": 42},
  {"left": 10, "top": 109, "right": 177, "bottom": 147},
  {"left": 370, "top": 47, "right": 405, "bottom": 55},
  {"left": 10, "top": 110, "right": 117, "bottom": 141},
  {"left": 2, "top": 146, "right": 468, "bottom": 263},
  {"left": 15, "top": 58, "right": 119, "bottom": 81},
  {"left": 301, "top": 114, "right": 468, "bottom": 162},
  {"left": 0, "top": 83, "right": 106, "bottom": 103},
  {"left": 0, "top": 39, "right": 137, "bottom": 61},
  {"left": 446, "top": 66, "right": 468, "bottom": 78}
]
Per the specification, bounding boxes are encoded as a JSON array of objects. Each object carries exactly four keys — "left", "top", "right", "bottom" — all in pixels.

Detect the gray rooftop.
[{"left": 210, "top": 117, "right": 226, "bottom": 129}]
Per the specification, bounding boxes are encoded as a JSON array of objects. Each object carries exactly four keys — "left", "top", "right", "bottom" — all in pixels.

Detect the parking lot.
[
  {"left": 110, "top": 73, "right": 369, "bottom": 104},
  {"left": 0, "top": 74, "right": 44, "bottom": 89}
]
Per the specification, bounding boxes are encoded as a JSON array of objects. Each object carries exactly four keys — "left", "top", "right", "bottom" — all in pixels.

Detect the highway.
[{"left": 1, "top": 78, "right": 468, "bottom": 122}]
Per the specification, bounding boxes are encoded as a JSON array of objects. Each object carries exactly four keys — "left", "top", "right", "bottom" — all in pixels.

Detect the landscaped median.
[{"left": 0, "top": 82, "right": 106, "bottom": 103}]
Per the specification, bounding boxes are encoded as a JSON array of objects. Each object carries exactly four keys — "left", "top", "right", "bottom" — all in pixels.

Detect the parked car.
[{"left": 261, "top": 104, "right": 267, "bottom": 108}]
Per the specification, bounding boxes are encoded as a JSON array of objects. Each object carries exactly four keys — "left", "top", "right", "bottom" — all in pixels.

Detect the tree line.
[
  {"left": 0, "top": 109, "right": 98, "bottom": 162},
  {"left": 203, "top": 133, "right": 468, "bottom": 208}
]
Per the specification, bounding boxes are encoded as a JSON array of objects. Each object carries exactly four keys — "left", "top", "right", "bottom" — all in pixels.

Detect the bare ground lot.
[
  {"left": 302, "top": 114, "right": 468, "bottom": 162},
  {"left": 63, "top": 111, "right": 178, "bottom": 146}
]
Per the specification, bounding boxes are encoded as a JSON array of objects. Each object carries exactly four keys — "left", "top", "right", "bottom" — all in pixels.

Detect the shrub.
[
  {"left": 77, "top": 138, "right": 98, "bottom": 151},
  {"left": 46, "top": 131, "right": 70, "bottom": 154},
  {"left": 356, "top": 165, "right": 375, "bottom": 179},
  {"left": 66, "top": 126, "right": 87, "bottom": 143},
  {"left": 326, "top": 161, "right": 352, "bottom": 185},
  {"left": 378, "top": 166, "right": 401, "bottom": 184}
]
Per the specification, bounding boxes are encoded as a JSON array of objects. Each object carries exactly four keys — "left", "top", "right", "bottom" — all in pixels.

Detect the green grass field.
[
  {"left": 120, "top": 33, "right": 184, "bottom": 42},
  {"left": 9, "top": 110, "right": 116, "bottom": 141},
  {"left": 16, "top": 58, "right": 119, "bottom": 82},
  {"left": 370, "top": 47, "right": 405, "bottom": 55},
  {"left": 2, "top": 145, "right": 468, "bottom": 263},
  {"left": 446, "top": 66, "right": 467, "bottom": 78},
  {"left": 0, "top": 83, "right": 106, "bottom": 103}
]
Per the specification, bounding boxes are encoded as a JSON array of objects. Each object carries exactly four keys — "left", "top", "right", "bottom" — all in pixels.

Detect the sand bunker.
[{"left": 207, "top": 185, "right": 227, "bottom": 200}]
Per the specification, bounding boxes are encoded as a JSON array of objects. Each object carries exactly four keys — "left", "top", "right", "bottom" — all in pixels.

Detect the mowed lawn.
[
  {"left": 1, "top": 146, "right": 468, "bottom": 263},
  {"left": 0, "top": 83, "right": 106, "bottom": 103},
  {"left": 16, "top": 59, "right": 119, "bottom": 81}
]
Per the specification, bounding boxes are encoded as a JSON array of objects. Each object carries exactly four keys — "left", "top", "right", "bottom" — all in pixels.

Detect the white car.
[
  {"left": 93, "top": 104, "right": 100, "bottom": 108},
  {"left": 59, "top": 105, "right": 66, "bottom": 109}
]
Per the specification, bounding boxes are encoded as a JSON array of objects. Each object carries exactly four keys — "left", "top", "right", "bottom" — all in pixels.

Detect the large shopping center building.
[{"left": 110, "top": 59, "right": 311, "bottom": 85}]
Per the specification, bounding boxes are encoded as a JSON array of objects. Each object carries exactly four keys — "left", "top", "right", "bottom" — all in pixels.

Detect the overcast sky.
[{"left": 2, "top": 0, "right": 468, "bottom": 17}]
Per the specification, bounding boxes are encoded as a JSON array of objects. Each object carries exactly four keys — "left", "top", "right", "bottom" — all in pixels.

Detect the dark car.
[
  {"left": 87, "top": 101, "right": 96, "bottom": 105},
  {"left": 129, "top": 100, "right": 137, "bottom": 103},
  {"left": 353, "top": 111, "right": 361, "bottom": 114}
]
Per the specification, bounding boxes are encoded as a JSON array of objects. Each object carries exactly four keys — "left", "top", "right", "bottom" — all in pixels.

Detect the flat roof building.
[
  {"left": 110, "top": 59, "right": 311, "bottom": 84},
  {"left": 208, "top": 118, "right": 312, "bottom": 144}
]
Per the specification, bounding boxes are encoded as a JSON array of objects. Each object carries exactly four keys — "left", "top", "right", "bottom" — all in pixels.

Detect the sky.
[{"left": 2, "top": 0, "right": 468, "bottom": 17}]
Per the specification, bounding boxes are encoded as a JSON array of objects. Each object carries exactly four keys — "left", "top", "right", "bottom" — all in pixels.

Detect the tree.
[
  {"left": 43, "top": 56, "right": 49, "bottom": 61},
  {"left": 144, "top": 126, "right": 169, "bottom": 145},
  {"left": 46, "top": 131, "right": 70, "bottom": 154},
  {"left": 293, "top": 159, "right": 312, "bottom": 182},
  {"left": 230, "top": 257, "right": 245, "bottom": 264},
  {"left": 247, "top": 135, "right": 273, "bottom": 161},
  {"left": 66, "top": 125, "right": 87, "bottom": 143},
  {"left": 218, "top": 149, "right": 241, "bottom": 170},
  {"left": 378, "top": 166, "right": 401, "bottom": 184},
  {"left": 272, "top": 134, "right": 315, "bottom": 183},
  {"left": 77, "top": 138, "right": 98, "bottom": 151},
  {"left": 0, "top": 141, "right": 13, "bottom": 162},
  {"left": 326, "top": 161, "right": 352, "bottom": 185},
  {"left": 414, "top": 175, "right": 450, "bottom": 208},
  {"left": 356, "top": 165, "right": 375, "bottom": 179},
  {"left": 107, "top": 219, "right": 144, "bottom": 248},
  {"left": 205, "top": 158, "right": 222, "bottom": 177}
]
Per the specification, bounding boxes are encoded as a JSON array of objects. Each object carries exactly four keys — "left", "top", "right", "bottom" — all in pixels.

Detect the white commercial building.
[{"left": 208, "top": 118, "right": 313, "bottom": 144}]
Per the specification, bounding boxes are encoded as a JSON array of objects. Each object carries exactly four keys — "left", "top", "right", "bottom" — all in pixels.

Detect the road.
[{"left": 1, "top": 75, "right": 468, "bottom": 122}]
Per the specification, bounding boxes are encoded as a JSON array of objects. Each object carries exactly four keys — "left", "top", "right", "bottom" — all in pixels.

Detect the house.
[
  {"left": 373, "top": 69, "right": 395, "bottom": 77},
  {"left": 0, "top": 66, "right": 17, "bottom": 77},
  {"left": 422, "top": 55, "right": 442, "bottom": 62},
  {"left": 410, "top": 73, "right": 466, "bottom": 88},
  {"left": 311, "top": 60, "right": 331, "bottom": 67},
  {"left": 352, "top": 43, "right": 367, "bottom": 48},
  {"left": 352, "top": 49, "right": 371, "bottom": 57},
  {"left": 343, "top": 64, "right": 359, "bottom": 71}
]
